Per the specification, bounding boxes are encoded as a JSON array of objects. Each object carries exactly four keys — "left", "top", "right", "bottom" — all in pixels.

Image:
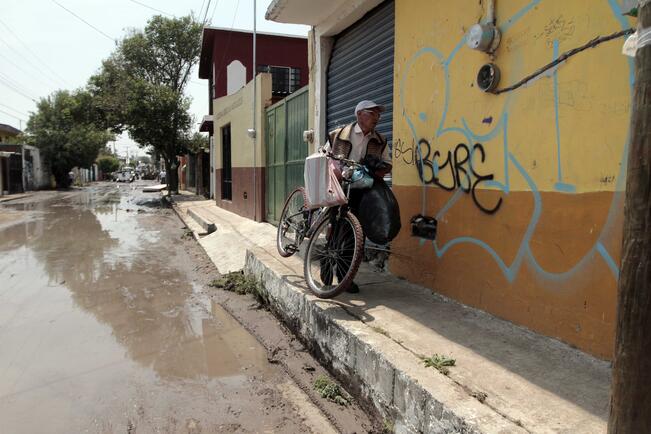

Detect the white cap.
[{"left": 354, "top": 100, "right": 385, "bottom": 115}]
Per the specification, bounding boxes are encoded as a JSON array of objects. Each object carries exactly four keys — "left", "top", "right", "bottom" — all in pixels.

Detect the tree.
[
  {"left": 26, "top": 90, "right": 113, "bottom": 187},
  {"left": 96, "top": 155, "right": 120, "bottom": 178},
  {"left": 89, "top": 15, "right": 202, "bottom": 193},
  {"left": 608, "top": 2, "right": 651, "bottom": 432}
]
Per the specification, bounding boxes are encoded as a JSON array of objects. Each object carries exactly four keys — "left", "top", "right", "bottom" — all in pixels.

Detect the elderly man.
[
  {"left": 322, "top": 100, "right": 392, "bottom": 293},
  {"left": 324, "top": 100, "right": 392, "bottom": 178}
]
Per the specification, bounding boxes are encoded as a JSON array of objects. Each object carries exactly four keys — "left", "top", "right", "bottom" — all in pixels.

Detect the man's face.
[{"left": 356, "top": 108, "right": 381, "bottom": 133}]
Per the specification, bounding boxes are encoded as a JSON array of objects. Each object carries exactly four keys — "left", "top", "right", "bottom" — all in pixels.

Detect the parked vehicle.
[{"left": 117, "top": 169, "right": 135, "bottom": 183}]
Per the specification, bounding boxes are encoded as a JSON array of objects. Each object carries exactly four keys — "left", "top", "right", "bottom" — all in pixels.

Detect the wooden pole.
[{"left": 608, "top": 2, "right": 651, "bottom": 433}]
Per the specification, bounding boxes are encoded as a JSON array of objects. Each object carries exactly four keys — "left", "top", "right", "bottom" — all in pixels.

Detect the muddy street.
[{"left": 0, "top": 183, "right": 372, "bottom": 433}]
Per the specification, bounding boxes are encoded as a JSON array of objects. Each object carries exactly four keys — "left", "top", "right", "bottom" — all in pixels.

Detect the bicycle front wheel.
[{"left": 304, "top": 211, "right": 364, "bottom": 298}]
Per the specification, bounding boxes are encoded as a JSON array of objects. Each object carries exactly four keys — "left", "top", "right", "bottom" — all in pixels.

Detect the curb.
[
  {"left": 244, "top": 249, "right": 526, "bottom": 434},
  {"left": 188, "top": 208, "right": 216, "bottom": 234}
]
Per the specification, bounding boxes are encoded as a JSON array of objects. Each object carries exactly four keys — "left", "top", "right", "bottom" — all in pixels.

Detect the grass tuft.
[
  {"left": 423, "top": 353, "right": 456, "bottom": 375},
  {"left": 209, "top": 271, "right": 268, "bottom": 305},
  {"left": 313, "top": 375, "right": 351, "bottom": 406}
]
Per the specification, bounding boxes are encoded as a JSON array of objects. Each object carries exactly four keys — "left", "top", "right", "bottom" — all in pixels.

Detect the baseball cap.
[{"left": 354, "top": 100, "right": 385, "bottom": 115}]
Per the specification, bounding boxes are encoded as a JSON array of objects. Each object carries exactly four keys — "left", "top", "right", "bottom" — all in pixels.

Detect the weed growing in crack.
[
  {"left": 422, "top": 354, "right": 456, "bottom": 375},
  {"left": 209, "top": 271, "right": 268, "bottom": 305},
  {"left": 313, "top": 375, "right": 351, "bottom": 406}
]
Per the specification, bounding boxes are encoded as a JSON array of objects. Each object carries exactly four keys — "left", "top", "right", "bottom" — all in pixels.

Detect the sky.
[{"left": 1, "top": 0, "right": 309, "bottom": 157}]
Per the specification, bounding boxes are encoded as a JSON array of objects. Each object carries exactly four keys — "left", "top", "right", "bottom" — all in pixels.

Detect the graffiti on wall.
[{"left": 398, "top": 0, "right": 633, "bottom": 284}]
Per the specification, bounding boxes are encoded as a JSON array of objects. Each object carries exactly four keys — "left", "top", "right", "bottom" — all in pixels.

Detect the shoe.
[{"left": 346, "top": 282, "right": 360, "bottom": 293}]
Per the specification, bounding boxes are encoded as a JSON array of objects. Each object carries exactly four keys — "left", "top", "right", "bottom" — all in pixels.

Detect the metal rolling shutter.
[{"left": 326, "top": 0, "right": 394, "bottom": 147}]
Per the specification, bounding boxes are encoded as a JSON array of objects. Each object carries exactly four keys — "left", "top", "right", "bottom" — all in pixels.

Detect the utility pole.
[{"left": 608, "top": 1, "right": 651, "bottom": 433}]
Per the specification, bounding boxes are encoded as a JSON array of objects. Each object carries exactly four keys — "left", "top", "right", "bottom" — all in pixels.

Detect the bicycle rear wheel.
[
  {"left": 303, "top": 210, "right": 364, "bottom": 298},
  {"left": 277, "top": 187, "right": 308, "bottom": 257}
]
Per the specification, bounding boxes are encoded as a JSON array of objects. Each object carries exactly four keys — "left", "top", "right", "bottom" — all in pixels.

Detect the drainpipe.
[{"left": 252, "top": 0, "right": 257, "bottom": 221}]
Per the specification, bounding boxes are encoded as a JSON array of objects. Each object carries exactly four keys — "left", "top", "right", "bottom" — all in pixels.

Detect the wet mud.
[{"left": 0, "top": 183, "right": 369, "bottom": 433}]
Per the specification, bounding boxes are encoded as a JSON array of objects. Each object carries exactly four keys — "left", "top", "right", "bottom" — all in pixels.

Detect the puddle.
[{"left": 0, "top": 186, "right": 284, "bottom": 432}]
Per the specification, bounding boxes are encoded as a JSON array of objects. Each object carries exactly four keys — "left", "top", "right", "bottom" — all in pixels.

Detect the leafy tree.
[
  {"left": 181, "top": 132, "right": 209, "bottom": 154},
  {"left": 89, "top": 15, "right": 202, "bottom": 193},
  {"left": 96, "top": 155, "right": 120, "bottom": 177},
  {"left": 26, "top": 90, "right": 113, "bottom": 187}
]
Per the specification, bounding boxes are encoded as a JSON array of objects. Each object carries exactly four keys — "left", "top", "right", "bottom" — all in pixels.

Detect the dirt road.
[{"left": 0, "top": 183, "right": 375, "bottom": 433}]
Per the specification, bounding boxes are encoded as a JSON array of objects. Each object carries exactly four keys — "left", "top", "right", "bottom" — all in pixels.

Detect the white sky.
[{"left": 1, "top": 0, "right": 309, "bottom": 157}]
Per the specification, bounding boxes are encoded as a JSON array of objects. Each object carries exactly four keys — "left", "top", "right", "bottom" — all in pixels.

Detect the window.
[
  {"left": 221, "top": 124, "right": 232, "bottom": 200},
  {"left": 257, "top": 65, "right": 301, "bottom": 95}
]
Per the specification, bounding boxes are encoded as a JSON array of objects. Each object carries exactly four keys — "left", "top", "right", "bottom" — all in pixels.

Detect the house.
[
  {"left": 198, "top": 27, "right": 308, "bottom": 220},
  {"left": 0, "top": 143, "right": 51, "bottom": 195},
  {"left": 266, "top": 0, "right": 635, "bottom": 360}
]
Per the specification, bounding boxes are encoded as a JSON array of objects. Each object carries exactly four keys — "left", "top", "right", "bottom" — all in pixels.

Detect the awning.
[{"left": 199, "top": 115, "right": 213, "bottom": 134}]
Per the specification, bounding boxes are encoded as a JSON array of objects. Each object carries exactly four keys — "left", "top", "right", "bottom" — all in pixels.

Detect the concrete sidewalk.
[{"left": 172, "top": 196, "right": 611, "bottom": 434}]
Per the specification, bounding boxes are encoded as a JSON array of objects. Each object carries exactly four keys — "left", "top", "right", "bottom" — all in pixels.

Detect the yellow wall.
[
  {"left": 391, "top": 0, "right": 634, "bottom": 359},
  {"left": 213, "top": 73, "right": 272, "bottom": 170}
]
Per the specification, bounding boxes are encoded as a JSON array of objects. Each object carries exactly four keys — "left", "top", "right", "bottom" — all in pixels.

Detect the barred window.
[{"left": 258, "top": 65, "right": 301, "bottom": 95}]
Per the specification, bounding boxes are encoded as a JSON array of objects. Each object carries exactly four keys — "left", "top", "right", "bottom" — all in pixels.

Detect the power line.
[
  {"left": 50, "top": 0, "right": 115, "bottom": 42},
  {"left": 214, "top": 0, "right": 241, "bottom": 86},
  {"left": 0, "top": 71, "right": 39, "bottom": 100},
  {"left": 208, "top": 0, "right": 222, "bottom": 24},
  {"left": 0, "top": 18, "right": 70, "bottom": 88},
  {"left": 198, "top": 0, "right": 207, "bottom": 20},
  {"left": 127, "top": 0, "right": 174, "bottom": 17},
  {"left": 0, "top": 102, "right": 29, "bottom": 117},
  {"left": 0, "top": 34, "right": 65, "bottom": 90},
  {"left": 0, "top": 51, "right": 58, "bottom": 92},
  {"left": 202, "top": 0, "right": 213, "bottom": 25},
  {"left": 0, "top": 108, "right": 27, "bottom": 122},
  {"left": 0, "top": 77, "right": 37, "bottom": 102}
]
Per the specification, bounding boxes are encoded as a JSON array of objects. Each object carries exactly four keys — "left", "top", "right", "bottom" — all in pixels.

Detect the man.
[
  {"left": 322, "top": 100, "right": 392, "bottom": 293},
  {"left": 324, "top": 100, "right": 392, "bottom": 178}
]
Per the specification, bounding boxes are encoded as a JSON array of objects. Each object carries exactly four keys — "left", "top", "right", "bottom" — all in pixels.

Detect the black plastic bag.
[{"left": 356, "top": 178, "right": 401, "bottom": 244}]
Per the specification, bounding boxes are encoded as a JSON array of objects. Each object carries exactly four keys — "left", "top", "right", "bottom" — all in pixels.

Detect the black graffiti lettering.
[
  {"left": 469, "top": 143, "right": 503, "bottom": 214},
  {"left": 415, "top": 140, "right": 504, "bottom": 214},
  {"left": 415, "top": 139, "right": 436, "bottom": 184},
  {"left": 453, "top": 144, "right": 471, "bottom": 192},
  {"left": 432, "top": 150, "right": 455, "bottom": 191},
  {"left": 394, "top": 138, "right": 415, "bottom": 165}
]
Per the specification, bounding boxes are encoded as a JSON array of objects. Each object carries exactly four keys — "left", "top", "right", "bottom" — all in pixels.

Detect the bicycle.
[{"left": 276, "top": 154, "right": 367, "bottom": 299}]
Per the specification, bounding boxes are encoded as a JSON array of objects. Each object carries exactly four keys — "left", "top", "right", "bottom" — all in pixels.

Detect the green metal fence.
[{"left": 265, "top": 86, "right": 309, "bottom": 224}]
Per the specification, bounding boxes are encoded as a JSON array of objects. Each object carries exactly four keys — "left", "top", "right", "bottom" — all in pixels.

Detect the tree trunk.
[{"left": 608, "top": 2, "right": 651, "bottom": 433}]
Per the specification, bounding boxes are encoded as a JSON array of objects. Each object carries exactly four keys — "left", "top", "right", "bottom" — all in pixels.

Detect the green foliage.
[
  {"left": 209, "top": 271, "right": 268, "bottom": 305},
  {"left": 313, "top": 375, "right": 351, "bottom": 406},
  {"left": 88, "top": 14, "right": 202, "bottom": 193},
  {"left": 423, "top": 354, "right": 456, "bottom": 375},
  {"left": 181, "top": 132, "right": 209, "bottom": 154},
  {"left": 96, "top": 155, "right": 120, "bottom": 175},
  {"left": 25, "top": 90, "right": 113, "bottom": 187}
]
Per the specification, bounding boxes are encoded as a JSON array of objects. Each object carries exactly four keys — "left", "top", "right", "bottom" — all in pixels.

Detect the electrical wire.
[
  {"left": 0, "top": 52, "right": 57, "bottom": 92},
  {"left": 494, "top": 28, "right": 634, "bottom": 94},
  {"left": 0, "top": 77, "right": 37, "bottom": 102},
  {"left": 0, "top": 108, "right": 27, "bottom": 122},
  {"left": 127, "top": 0, "right": 174, "bottom": 17},
  {"left": 0, "top": 34, "right": 65, "bottom": 89},
  {"left": 208, "top": 0, "right": 222, "bottom": 24},
  {"left": 202, "top": 0, "right": 212, "bottom": 25},
  {"left": 0, "top": 71, "right": 39, "bottom": 100},
  {"left": 0, "top": 102, "right": 29, "bottom": 117},
  {"left": 50, "top": 0, "right": 115, "bottom": 42},
  {"left": 0, "top": 18, "right": 70, "bottom": 88}
]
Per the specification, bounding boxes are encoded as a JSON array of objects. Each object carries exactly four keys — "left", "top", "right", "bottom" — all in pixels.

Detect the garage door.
[{"left": 326, "top": 0, "right": 394, "bottom": 146}]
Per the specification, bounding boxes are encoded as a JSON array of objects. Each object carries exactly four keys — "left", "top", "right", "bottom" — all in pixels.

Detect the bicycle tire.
[
  {"left": 303, "top": 210, "right": 364, "bottom": 298},
  {"left": 277, "top": 187, "right": 308, "bottom": 257}
]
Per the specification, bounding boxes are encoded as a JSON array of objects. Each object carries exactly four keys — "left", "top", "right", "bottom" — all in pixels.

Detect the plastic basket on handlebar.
[{"left": 304, "top": 152, "right": 347, "bottom": 209}]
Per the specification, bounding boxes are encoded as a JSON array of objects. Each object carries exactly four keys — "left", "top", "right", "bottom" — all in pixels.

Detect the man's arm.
[{"left": 374, "top": 141, "right": 392, "bottom": 177}]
